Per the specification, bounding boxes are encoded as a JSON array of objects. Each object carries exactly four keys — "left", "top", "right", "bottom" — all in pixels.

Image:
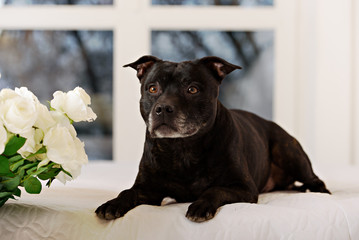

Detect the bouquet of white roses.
[{"left": 0, "top": 86, "right": 97, "bottom": 207}]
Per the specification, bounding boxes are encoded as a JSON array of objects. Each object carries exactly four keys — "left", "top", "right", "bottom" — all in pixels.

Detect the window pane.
[
  {"left": 152, "top": 0, "right": 273, "bottom": 6},
  {"left": 0, "top": 30, "right": 113, "bottom": 160},
  {"left": 2, "top": 0, "right": 113, "bottom": 5},
  {"left": 151, "top": 30, "right": 274, "bottom": 120}
]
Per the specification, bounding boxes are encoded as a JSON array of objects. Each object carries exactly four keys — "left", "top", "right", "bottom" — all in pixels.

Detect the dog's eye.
[
  {"left": 149, "top": 85, "right": 158, "bottom": 94},
  {"left": 188, "top": 87, "right": 199, "bottom": 94}
]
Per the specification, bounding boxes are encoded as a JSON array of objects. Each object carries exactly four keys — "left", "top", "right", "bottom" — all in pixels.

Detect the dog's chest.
[
  {"left": 152, "top": 145, "right": 213, "bottom": 201},
  {"left": 161, "top": 169, "right": 212, "bottom": 202}
]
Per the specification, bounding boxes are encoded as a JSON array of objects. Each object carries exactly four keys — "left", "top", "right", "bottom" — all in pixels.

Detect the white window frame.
[
  {"left": 354, "top": 0, "right": 359, "bottom": 164},
  {"left": 297, "top": 0, "right": 359, "bottom": 167},
  {"left": 0, "top": 0, "right": 305, "bottom": 163}
]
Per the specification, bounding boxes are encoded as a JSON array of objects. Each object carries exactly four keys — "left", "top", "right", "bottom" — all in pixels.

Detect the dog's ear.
[
  {"left": 123, "top": 55, "right": 161, "bottom": 80},
  {"left": 198, "top": 56, "right": 242, "bottom": 82}
]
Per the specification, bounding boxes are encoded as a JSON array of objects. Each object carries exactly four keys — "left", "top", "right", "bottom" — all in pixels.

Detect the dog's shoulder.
[
  {"left": 229, "top": 108, "right": 267, "bottom": 121},
  {"left": 226, "top": 108, "right": 273, "bottom": 139}
]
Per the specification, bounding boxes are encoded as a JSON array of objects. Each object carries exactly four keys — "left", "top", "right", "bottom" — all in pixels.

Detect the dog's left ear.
[
  {"left": 198, "top": 56, "right": 242, "bottom": 82},
  {"left": 123, "top": 55, "right": 162, "bottom": 80}
]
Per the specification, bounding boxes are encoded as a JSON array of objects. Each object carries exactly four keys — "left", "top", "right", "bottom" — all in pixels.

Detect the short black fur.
[{"left": 96, "top": 56, "right": 330, "bottom": 222}]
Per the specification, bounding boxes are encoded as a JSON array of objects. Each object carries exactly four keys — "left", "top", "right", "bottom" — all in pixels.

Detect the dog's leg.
[
  {"left": 269, "top": 122, "right": 330, "bottom": 194},
  {"left": 186, "top": 186, "right": 258, "bottom": 222},
  {"left": 95, "top": 187, "right": 164, "bottom": 220}
]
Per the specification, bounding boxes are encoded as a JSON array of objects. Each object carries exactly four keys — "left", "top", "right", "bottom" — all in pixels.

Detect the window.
[
  {"left": 0, "top": 30, "right": 113, "bottom": 160},
  {"left": 152, "top": 30, "right": 274, "bottom": 120},
  {"left": 2, "top": 0, "right": 112, "bottom": 5},
  {"left": 152, "top": 0, "right": 273, "bottom": 6},
  {"left": 0, "top": 0, "right": 299, "bottom": 163},
  {"left": 0, "top": 3, "right": 113, "bottom": 160}
]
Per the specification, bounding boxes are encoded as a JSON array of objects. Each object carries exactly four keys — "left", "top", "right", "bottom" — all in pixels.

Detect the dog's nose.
[{"left": 155, "top": 104, "right": 174, "bottom": 115}]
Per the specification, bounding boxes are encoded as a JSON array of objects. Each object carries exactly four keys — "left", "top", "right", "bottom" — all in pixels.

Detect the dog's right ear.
[
  {"left": 198, "top": 56, "right": 242, "bottom": 83},
  {"left": 123, "top": 55, "right": 161, "bottom": 80}
]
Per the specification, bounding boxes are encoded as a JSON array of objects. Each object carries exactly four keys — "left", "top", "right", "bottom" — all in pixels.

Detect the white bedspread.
[{"left": 1, "top": 160, "right": 359, "bottom": 240}]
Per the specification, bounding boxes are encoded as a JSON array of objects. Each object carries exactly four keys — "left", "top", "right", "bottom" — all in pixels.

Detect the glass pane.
[
  {"left": 1, "top": 0, "right": 113, "bottom": 5},
  {"left": 0, "top": 30, "right": 113, "bottom": 160},
  {"left": 152, "top": 0, "right": 273, "bottom": 6},
  {"left": 151, "top": 30, "right": 274, "bottom": 120}
]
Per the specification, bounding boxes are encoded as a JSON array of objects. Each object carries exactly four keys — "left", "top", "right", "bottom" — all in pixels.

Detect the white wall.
[
  {"left": 296, "top": 0, "right": 358, "bottom": 166},
  {"left": 355, "top": 0, "right": 359, "bottom": 164}
]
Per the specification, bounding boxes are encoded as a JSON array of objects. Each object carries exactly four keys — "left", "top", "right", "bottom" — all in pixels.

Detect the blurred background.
[
  {"left": 0, "top": 30, "right": 113, "bottom": 160},
  {"left": 0, "top": 0, "right": 357, "bottom": 167}
]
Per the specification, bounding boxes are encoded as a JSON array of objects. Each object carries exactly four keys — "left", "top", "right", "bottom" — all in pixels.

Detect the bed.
[{"left": 1, "top": 160, "right": 359, "bottom": 240}]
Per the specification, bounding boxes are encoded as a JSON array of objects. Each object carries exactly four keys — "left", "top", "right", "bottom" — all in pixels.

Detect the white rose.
[
  {"left": 50, "top": 111, "right": 77, "bottom": 138},
  {"left": 55, "top": 164, "right": 81, "bottom": 184},
  {"left": 0, "top": 122, "right": 7, "bottom": 154},
  {"left": 43, "top": 125, "right": 77, "bottom": 165},
  {"left": 0, "top": 88, "right": 38, "bottom": 135},
  {"left": 15, "top": 87, "right": 39, "bottom": 103},
  {"left": 43, "top": 124, "right": 88, "bottom": 183},
  {"left": 55, "top": 138, "right": 86, "bottom": 183},
  {"left": 50, "top": 87, "right": 97, "bottom": 122},
  {"left": 18, "top": 128, "right": 44, "bottom": 158},
  {"left": 34, "top": 103, "right": 57, "bottom": 133}
]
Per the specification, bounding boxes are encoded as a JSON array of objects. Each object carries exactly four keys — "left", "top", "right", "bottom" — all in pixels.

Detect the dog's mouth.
[
  {"left": 151, "top": 123, "right": 179, "bottom": 138},
  {"left": 150, "top": 121, "right": 199, "bottom": 139},
  {"left": 148, "top": 110, "right": 202, "bottom": 139},
  {"left": 155, "top": 123, "right": 176, "bottom": 132}
]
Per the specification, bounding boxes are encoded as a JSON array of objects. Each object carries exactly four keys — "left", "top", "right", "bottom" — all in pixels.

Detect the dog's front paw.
[
  {"left": 186, "top": 200, "right": 218, "bottom": 223},
  {"left": 95, "top": 190, "right": 136, "bottom": 220},
  {"left": 95, "top": 198, "right": 124, "bottom": 220}
]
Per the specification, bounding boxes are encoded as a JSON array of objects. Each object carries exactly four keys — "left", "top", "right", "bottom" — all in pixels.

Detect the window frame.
[{"left": 0, "top": 0, "right": 298, "bottom": 163}]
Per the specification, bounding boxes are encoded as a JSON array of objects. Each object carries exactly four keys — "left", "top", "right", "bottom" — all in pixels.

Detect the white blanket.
[{"left": 1, "top": 160, "right": 359, "bottom": 240}]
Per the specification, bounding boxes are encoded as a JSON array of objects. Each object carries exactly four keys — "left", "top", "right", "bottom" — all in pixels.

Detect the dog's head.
[{"left": 124, "top": 55, "right": 241, "bottom": 138}]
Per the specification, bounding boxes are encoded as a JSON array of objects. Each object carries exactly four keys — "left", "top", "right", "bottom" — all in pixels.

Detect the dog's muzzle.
[{"left": 148, "top": 102, "right": 199, "bottom": 139}]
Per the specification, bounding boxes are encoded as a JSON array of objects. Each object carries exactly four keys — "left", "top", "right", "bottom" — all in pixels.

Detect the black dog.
[{"left": 96, "top": 55, "right": 330, "bottom": 222}]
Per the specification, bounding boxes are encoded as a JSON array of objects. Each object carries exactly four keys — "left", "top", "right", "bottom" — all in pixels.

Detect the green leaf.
[
  {"left": 13, "top": 187, "right": 21, "bottom": 197},
  {"left": 34, "top": 146, "right": 47, "bottom": 155},
  {"left": 0, "top": 155, "right": 12, "bottom": 177},
  {"left": 8, "top": 195, "right": 16, "bottom": 200},
  {"left": 1, "top": 175, "right": 21, "bottom": 191},
  {"left": 24, "top": 176, "right": 42, "bottom": 194},
  {"left": 26, "top": 146, "right": 47, "bottom": 159},
  {"left": 0, "top": 172, "right": 15, "bottom": 178},
  {"left": 3, "top": 135, "right": 26, "bottom": 157},
  {"left": 29, "top": 166, "right": 48, "bottom": 177},
  {"left": 60, "top": 167, "right": 73, "bottom": 178},
  {"left": 38, "top": 167, "right": 61, "bottom": 180},
  {"left": 23, "top": 163, "right": 39, "bottom": 175},
  {"left": 46, "top": 178, "right": 55, "bottom": 188},
  {"left": 18, "top": 162, "right": 37, "bottom": 171},
  {"left": 8, "top": 154, "right": 23, "bottom": 163},
  {"left": 0, "top": 198, "right": 8, "bottom": 207},
  {"left": 17, "top": 169, "right": 25, "bottom": 181},
  {"left": 0, "top": 191, "right": 13, "bottom": 198},
  {"left": 10, "top": 160, "right": 24, "bottom": 172}
]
